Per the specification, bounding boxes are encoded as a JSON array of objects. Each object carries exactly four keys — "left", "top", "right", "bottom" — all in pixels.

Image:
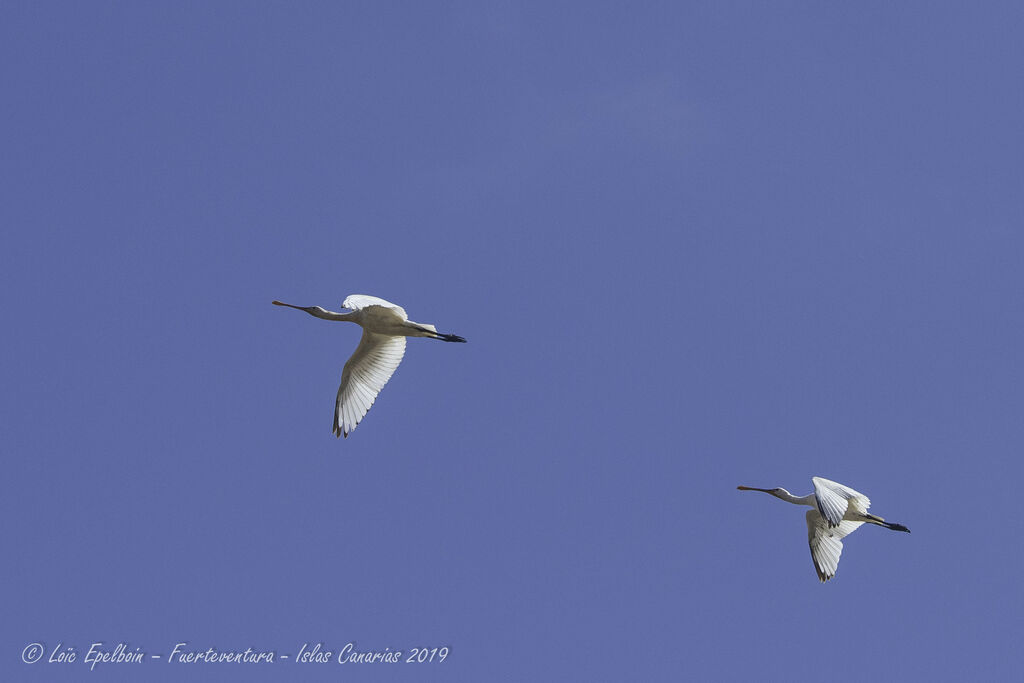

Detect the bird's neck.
[
  {"left": 306, "top": 306, "right": 357, "bottom": 322},
  {"left": 775, "top": 490, "right": 816, "bottom": 507}
]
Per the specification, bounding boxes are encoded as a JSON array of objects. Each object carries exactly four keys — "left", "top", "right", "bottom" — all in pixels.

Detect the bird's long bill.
[
  {"left": 272, "top": 300, "right": 321, "bottom": 315},
  {"left": 736, "top": 486, "right": 773, "bottom": 492}
]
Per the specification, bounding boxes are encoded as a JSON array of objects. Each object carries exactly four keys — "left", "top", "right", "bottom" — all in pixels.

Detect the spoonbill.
[
  {"left": 272, "top": 295, "right": 466, "bottom": 438},
  {"left": 737, "top": 477, "right": 909, "bottom": 582}
]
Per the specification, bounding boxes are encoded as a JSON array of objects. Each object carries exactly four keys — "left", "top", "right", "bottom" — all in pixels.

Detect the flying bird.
[
  {"left": 737, "top": 477, "right": 910, "bottom": 582},
  {"left": 272, "top": 295, "right": 466, "bottom": 438}
]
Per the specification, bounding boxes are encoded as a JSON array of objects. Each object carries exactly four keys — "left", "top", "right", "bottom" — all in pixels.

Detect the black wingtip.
[
  {"left": 440, "top": 333, "right": 467, "bottom": 343},
  {"left": 888, "top": 522, "right": 911, "bottom": 533}
]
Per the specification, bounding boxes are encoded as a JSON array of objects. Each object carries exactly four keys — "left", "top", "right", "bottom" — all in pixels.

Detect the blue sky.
[{"left": 3, "top": 2, "right": 1022, "bottom": 681}]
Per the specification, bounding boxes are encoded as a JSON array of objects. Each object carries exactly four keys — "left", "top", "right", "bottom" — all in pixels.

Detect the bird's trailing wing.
[
  {"left": 806, "top": 510, "right": 864, "bottom": 582},
  {"left": 812, "top": 476, "right": 871, "bottom": 527},
  {"left": 343, "top": 294, "right": 408, "bottom": 320},
  {"left": 334, "top": 331, "right": 406, "bottom": 437}
]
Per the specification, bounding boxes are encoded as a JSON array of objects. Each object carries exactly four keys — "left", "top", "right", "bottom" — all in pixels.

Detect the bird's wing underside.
[
  {"left": 812, "top": 477, "right": 871, "bottom": 526},
  {"left": 343, "top": 294, "right": 408, "bottom": 320},
  {"left": 806, "top": 510, "right": 864, "bottom": 582},
  {"left": 334, "top": 331, "right": 406, "bottom": 437}
]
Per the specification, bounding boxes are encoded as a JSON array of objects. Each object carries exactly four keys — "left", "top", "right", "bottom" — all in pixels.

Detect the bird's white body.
[
  {"left": 737, "top": 477, "right": 909, "bottom": 582},
  {"left": 339, "top": 295, "right": 438, "bottom": 337},
  {"left": 273, "top": 294, "right": 465, "bottom": 438}
]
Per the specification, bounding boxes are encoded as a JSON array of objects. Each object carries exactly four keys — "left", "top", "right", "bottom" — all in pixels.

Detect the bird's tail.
[{"left": 864, "top": 513, "right": 910, "bottom": 533}]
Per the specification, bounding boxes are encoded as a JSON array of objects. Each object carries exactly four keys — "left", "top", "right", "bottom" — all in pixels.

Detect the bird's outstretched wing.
[
  {"left": 812, "top": 476, "right": 871, "bottom": 527},
  {"left": 343, "top": 294, "right": 408, "bottom": 320},
  {"left": 806, "top": 510, "right": 864, "bottom": 582},
  {"left": 334, "top": 330, "right": 406, "bottom": 437}
]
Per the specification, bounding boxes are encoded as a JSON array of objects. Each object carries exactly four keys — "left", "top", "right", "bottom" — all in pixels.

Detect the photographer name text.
[{"left": 21, "top": 641, "right": 449, "bottom": 671}]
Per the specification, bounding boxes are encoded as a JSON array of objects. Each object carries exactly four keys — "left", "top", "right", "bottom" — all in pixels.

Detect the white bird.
[
  {"left": 737, "top": 477, "right": 910, "bottom": 582},
  {"left": 273, "top": 295, "right": 466, "bottom": 438}
]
